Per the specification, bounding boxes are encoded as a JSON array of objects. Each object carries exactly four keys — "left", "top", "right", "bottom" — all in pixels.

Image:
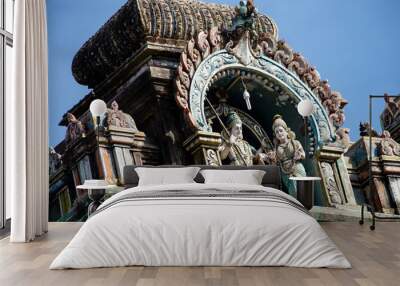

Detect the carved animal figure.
[{"left": 359, "top": 122, "right": 379, "bottom": 137}]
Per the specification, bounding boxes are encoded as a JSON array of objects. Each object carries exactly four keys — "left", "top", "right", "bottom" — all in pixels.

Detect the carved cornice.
[{"left": 72, "top": 0, "right": 278, "bottom": 88}]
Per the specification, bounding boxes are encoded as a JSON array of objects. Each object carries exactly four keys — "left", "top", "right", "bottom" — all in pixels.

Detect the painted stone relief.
[
  {"left": 218, "top": 111, "right": 267, "bottom": 166},
  {"left": 269, "top": 115, "right": 307, "bottom": 197},
  {"left": 65, "top": 113, "right": 85, "bottom": 145},
  {"left": 378, "top": 131, "right": 400, "bottom": 157},
  {"left": 320, "top": 162, "right": 343, "bottom": 205},
  {"left": 104, "top": 101, "right": 138, "bottom": 131}
]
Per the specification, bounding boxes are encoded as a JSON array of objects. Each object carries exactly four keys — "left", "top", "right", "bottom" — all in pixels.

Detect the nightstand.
[
  {"left": 289, "top": 177, "right": 321, "bottom": 210},
  {"left": 77, "top": 180, "right": 119, "bottom": 216}
]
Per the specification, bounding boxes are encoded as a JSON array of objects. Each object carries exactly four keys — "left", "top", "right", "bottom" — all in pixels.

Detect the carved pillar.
[
  {"left": 103, "top": 126, "right": 161, "bottom": 185},
  {"left": 381, "top": 155, "right": 400, "bottom": 214},
  {"left": 316, "top": 146, "right": 357, "bottom": 207},
  {"left": 183, "top": 131, "right": 222, "bottom": 166}
]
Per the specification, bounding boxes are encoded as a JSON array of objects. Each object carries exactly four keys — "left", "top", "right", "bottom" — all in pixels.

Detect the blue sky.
[{"left": 47, "top": 0, "right": 400, "bottom": 147}]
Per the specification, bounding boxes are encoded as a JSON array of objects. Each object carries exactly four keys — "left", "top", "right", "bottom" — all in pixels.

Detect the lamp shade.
[
  {"left": 297, "top": 99, "right": 314, "bottom": 117},
  {"left": 89, "top": 99, "right": 107, "bottom": 117}
]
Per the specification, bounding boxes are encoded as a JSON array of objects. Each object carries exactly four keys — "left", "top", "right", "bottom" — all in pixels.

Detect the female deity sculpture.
[
  {"left": 65, "top": 113, "right": 85, "bottom": 145},
  {"left": 268, "top": 114, "right": 306, "bottom": 197},
  {"left": 218, "top": 111, "right": 264, "bottom": 166}
]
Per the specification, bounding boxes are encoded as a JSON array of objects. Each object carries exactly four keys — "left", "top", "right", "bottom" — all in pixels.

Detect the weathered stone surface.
[
  {"left": 72, "top": 0, "right": 278, "bottom": 88},
  {"left": 345, "top": 136, "right": 400, "bottom": 214}
]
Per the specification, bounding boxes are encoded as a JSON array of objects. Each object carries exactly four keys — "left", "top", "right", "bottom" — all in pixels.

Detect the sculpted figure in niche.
[
  {"left": 49, "top": 147, "right": 62, "bottom": 176},
  {"left": 65, "top": 113, "right": 85, "bottom": 145},
  {"left": 268, "top": 115, "right": 306, "bottom": 197},
  {"left": 333, "top": 127, "right": 351, "bottom": 151},
  {"left": 379, "top": 130, "right": 400, "bottom": 157},
  {"left": 218, "top": 111, "right": 265, "bottom": 166},
  {"left": 105, "top": 101, "right": 138, "bottom": 131}
]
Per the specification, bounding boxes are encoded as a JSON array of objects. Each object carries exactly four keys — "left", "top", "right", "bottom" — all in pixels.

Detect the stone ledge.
[{"left": 311, "top": 206, "right": 368, "bottom": 222}]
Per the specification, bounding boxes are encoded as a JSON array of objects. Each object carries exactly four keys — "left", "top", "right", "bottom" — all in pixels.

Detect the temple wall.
[{"left": 345, "top": 136, "right": 400, "bottom": 214}]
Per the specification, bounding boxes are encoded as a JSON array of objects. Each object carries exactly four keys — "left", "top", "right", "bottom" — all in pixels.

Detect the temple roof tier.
[{"left": 71, "top": 0, "right": 278, "bottom": 88}]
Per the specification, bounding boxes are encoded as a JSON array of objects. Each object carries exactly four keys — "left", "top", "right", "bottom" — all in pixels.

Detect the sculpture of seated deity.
[
  {"left": 379, "top": 130, "right": 400, "bottom": 157},
  {"left": 104, "top": 101, "right": 138, "bottom": 131},
  {"left": 218, "top": 111, "right": 265, "bottom": 166},
  {"left": 267, "top": 115, "right": 307, "bottom": 197}
]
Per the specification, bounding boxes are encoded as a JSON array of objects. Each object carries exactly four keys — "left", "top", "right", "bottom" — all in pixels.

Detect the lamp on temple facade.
[
  {"left": 297, "top": 99, "right": 314, "bottom": 158},
  {"left": 89, "top": 99, "right": 107, "bottom": 151}
]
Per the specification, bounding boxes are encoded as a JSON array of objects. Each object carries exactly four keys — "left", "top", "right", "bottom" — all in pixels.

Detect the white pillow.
[
  {"left": 200, "top": 169, "right": 266, "bottom": 185},
  {"left": 135, "top": 167, "right": 200, "bottom": 186}
]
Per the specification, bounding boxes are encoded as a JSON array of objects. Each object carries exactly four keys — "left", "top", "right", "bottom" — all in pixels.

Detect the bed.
[{"left": 50, "top": 165, "right": 351, "bottom": 269}]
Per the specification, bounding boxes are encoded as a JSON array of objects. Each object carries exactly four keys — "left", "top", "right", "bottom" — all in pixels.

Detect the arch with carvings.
[{"left": 175, "top": 26, "right": 347, "bottom": 145}]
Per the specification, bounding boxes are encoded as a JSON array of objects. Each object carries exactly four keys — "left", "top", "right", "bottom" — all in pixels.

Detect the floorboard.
[{"left": 0, "top": 222, "right": 399, "bottom": 286}]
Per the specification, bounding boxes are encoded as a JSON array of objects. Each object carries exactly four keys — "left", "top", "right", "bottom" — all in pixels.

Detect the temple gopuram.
[{"left": 49, "top": 0, "right": 400, "bottom": 221}]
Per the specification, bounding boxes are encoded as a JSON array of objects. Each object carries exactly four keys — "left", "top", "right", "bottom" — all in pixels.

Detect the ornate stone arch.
[{"left": 175, "top": 26, "right": 347, "bottom": 145}]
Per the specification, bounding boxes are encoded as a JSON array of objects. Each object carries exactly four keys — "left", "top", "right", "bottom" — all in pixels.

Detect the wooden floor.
[{"left": 0, "top": 222, "right": 399, "bottom": 286}]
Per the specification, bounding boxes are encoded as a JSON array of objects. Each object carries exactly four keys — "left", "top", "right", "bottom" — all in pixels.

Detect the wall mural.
[{"left": 49, "top": 0, "right": 400, "bottom": 223}]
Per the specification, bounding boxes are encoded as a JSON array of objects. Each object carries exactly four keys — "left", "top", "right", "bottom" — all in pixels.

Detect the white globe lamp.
[
  {"left": 90, "top": 99, "right": 107, "bottom": 120},
  {"left": 89, "top": 99, "right": 108, "bottom": 166},
  {"left": 297, "top": 99, "right": 314, "bottom": 158},
  {"left": 297, "top": 99, "right": 314, "bottom": 117}
]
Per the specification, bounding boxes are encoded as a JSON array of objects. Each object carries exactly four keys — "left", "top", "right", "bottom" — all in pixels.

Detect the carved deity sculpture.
[
  {"left": 232, "top": 0, "right": 257, "bottom": 31},
  {"left": 218, "top": 111, "right": 263, "bottom": 166},
  {"left": 104, "top": 101, "right": 138, "bottom": 131},
  {"left": 268, "top": 115, "right": 306, "bottom": 197},
  {"left": 378, "top": 131, "right": 400, "bottom": 157},
  {"left": 65, "top": 113, "right": 85, "bottom": 145},
  {"left": 49, "top": 147, "right": 62, "bottom": 176},
  {"left": 334, "top": 127, "right": 351, "bottom": 151}
]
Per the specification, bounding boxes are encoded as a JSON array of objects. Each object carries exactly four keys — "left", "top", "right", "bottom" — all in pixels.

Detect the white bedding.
[{"left": 50, "top": 183, "right": 351, "bottom": 269}]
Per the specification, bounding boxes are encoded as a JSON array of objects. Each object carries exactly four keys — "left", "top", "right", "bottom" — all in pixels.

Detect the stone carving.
[
  {"left": 72, "top": 0, "right": 277, "bottom": 87},
  {"left": 175, "top": 26, "right": 224, "bottom": 128},
  {"left": 232, "top": 0, "right": 257, "bottom": 31},
  {"left": 359, "top": 122, "right": 379, "bottom": 137},
  {"left": 274, "top": 40, "right": 294, "bottom": 66},
  {"left": 175, "top": 9, "right": 346, "bottom": 132},
  {"left": 104, "top": 101, "right": 138, "bottom": 130},
  {"left": 378, "top": 130, "right": 400, "bottom": 156},
  {"left": 258, "top": 32, "right": 277, "bottom": 57},
  {"left": 218, "top": 111, "right": 266, "bottom": 166},
  {"left": 303, "top": 67, "right": 321, "bottom": 90},
  {"left": 288, "top": 53, "right": 308, "bottom": 77},
  {"left": 206, "top": 103, "right": 273, "bottom": 148},
  {"left": 381, "top": 93, "right": 400, "bottom": 129},
  {"left": 334, "top": 128, "right": 351, "bottom": 150},
  {"left": 49, "top": 147, "right": 62, "bottom": 176},
  {"left": 65, "top": 113, "right": 85, "bottom": 145},
  {"left": 268, "top": 115, "right": 306, "bottom": 197},
  {"left": 182, "top": 46, "right": 335, "bottom": 142},
  {"left": 321, "top": 162, "right": 343, "bottom": 205},
  {"left": 206, "top": 149, "right": 220, "bottom": 166}
]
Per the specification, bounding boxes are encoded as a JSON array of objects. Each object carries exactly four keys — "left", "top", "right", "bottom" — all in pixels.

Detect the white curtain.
[{"left": 7, "top": 0, "right": 49, "bottom": 242}]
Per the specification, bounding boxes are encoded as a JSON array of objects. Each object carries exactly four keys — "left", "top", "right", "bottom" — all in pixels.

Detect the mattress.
[{"left": 50, "top": 183, "right": 351, "bottom": 269}]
